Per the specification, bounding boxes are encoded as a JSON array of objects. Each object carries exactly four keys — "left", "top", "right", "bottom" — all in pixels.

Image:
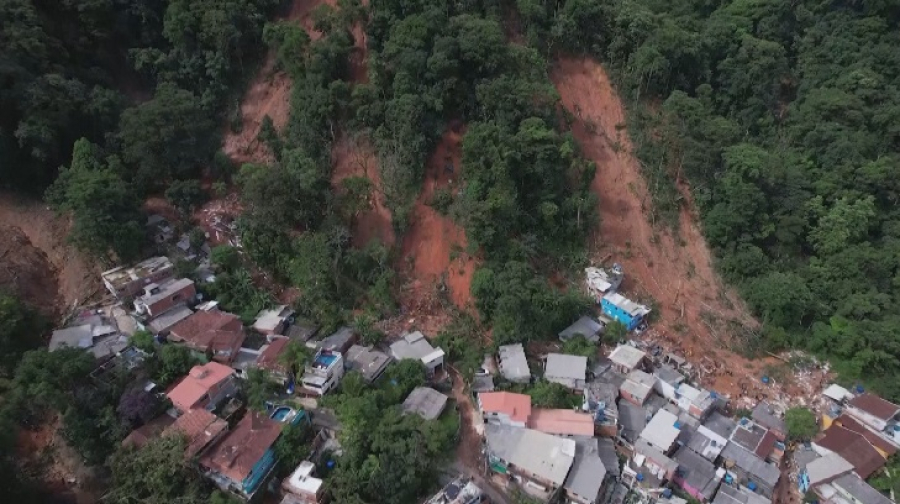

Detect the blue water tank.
[
  {"left": 856, "top": 384, "right": 865, "bottom": 393},
  {"left": 748, "top": 481, "right": 757, "bottom": 491},
  {"left": 761, "top": 376, "right": 770, "bottom": 384},
  {"left": 327, "top": 460, "right": 335, "bottom": 469},
  {"left": 636, "top": 473, "right": 644, "bottom": 482},
  {"left": 663, "top": 489, "right": 672, "bottom": 498}
]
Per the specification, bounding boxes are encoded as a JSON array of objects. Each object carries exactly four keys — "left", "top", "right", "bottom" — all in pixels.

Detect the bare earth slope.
[{"left": 550, "top": 57, "right": 781, "bottom": 397}]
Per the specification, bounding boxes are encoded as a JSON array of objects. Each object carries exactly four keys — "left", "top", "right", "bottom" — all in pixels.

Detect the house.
[
  {"left": 102, "top": 256, "right": 175, "bottom": 299},
  {"left": 846, "top": 393, "right": 900, "bottom": 432},
  {"left": 425, "top": 478, "right": 483, "bottom": 504},
  {"left": 199, "top": 411, "right": 284, "bottom": 499},
  {"left": 402, "top": 387, "right": 448, "bottom": 420},
  {"left": 712, "top": 485, "right": 771, "bottom": 504},
  {"left": 311, "top": 326, "right": 357, "bottom": 354},
  {"left": 729, "top": 419, "right": 778, "bottom": 461},
  {"left": 673, "top": 447, "right": 722, "bottom": 502},
  {"left": 147, "top": 305, "right": 194, "bottom": 335},
  {"left": 685, "top": 424, "right": 728, "bottom": 461},
  {"left": 813, "top": 425, "right": 886, "bottom": 479},
  {"left": 301, "top": 350, "right": 344, "bottom": 396},
  {"left": 609, "top": 345, "right": 647, "bottom": 374},
  {"left": 486, "top": 425, "right": 576, "bottom": 496},
  {"left": 751, "top": 402, "right": 786, "bottom": 441},
  {"left": 545, "top": 353, "right": 587, "bottom": 391},
  {"left": 654, "top": 365, "right": 686, "bottom": 401},
  {"left": 583, "top": 381, "right": 619, "bottom": 437},
  {"left": 617, "top": 402, "right": 647, "bottom": 449},
  {"left": 564, "top": 438, "right": 609, "bottom": 504},
  {"left": 285, "top": 319, "right": 320, "bottom": 342},
  {"left": 133, "top": 278, "right": 196, "bottom": 318},
  {"left": 675, "top": 384, "right": 717, "bottom": 420},
  {"left": 814, "top": 473, "right": 893, "bottom": 504},
  {"left": 595, "top": 437, "right": 621, "bottom": 478},
  {"left": 343, "top": 344, "right": 392, "bottom": 383},
  {"left": 498, "top": 343, "right": 531, "bottom": 383},
  {"left": 529, "top": 409, "right": 595, "bottom": 437},
  {"left": 281, "top": 461, "right": 324, "bottom": 504},
  {"left": 633, "top": 438, "right": 679, "bottom": 481},
  {"left": 719, "top": 443, "right": 780, "bottom": 497},
  {"left": 389, "top": 331, "right": 445, "bottom": 376},
  {"left": 640, "top": 409, "right": 681, "bottom": 454},
  {"left": 169, "top": 310, "right": 246, "bottom": 364},
  {"left": 803, "top": 452, "right": 854, "bottom": 490},
  {"left": 559, "top": 316, "right": 604, "bottom": 343},
  {"left": 121, "top": 414, "right": 176, "bottom": 449},
  {"left": 50, "top": 311, "right": 127, "bottom": 361},
  {"left": 252, "top": 305, "right": 294, "bottom": 336},
  {"left": 600, "top": 292, "right": 650, "bottom": 331},
  {"left": 472, "top": 374, "right": 495, "bottom": 393},
  {"left": 147, "top": 214, "right": 174, "bottom": 243},
  {"left": 831, "top": 414, "right": 897, "bottom": 458},
  {"left": 164, "top": 408, "right": 229, "bottom": 458},
  {"left": 479, "top": 391, "right": 532, "bottom": 427},
  {"left": 167, "top": 362, "right": 239, "bottom": 413},
  {"left": 255, "top": 337, "right": 291, "bottom": 383},
  {"left": 620, "top": 369, "right": 656, "bottom": 406},
  {"left": 822, "top": 384, "right": 854, "bottom": 404},
  {"left": 704, "top": 411, "right": 738, "bottom": 439},
  {"left": 585, "top": 266, "right": 623, "bottom": 300}
]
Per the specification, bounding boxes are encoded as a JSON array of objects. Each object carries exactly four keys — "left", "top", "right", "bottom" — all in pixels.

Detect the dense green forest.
[{"left": 4, "top": 0, "right": 900, "bottom": 501}]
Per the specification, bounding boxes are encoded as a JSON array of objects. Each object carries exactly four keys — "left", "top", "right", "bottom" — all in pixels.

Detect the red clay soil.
[
  {"left": 400, "top": 128, "right": 476, "bottom": 311},
  {"left": 0, "top": 191, "right": 101, "bottom": 317},
  {"left": 551, "top": 57, "right": 767, "bottom": 396},
  {"left": 331, "top": 133, "right": 395, "bottom": 247}
]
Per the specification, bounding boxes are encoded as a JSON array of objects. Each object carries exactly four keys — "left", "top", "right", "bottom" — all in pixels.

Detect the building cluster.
[{"left": 47, "top": 254, "right": 459, "bottom": 503}]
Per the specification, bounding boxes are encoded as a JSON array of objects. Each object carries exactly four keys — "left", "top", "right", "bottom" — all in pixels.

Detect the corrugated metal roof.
[{"left": 486, "top": 425, "right": 575, "bottom": 486}]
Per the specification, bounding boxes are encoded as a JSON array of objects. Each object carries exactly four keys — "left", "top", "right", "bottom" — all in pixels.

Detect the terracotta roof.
[
  {"left": 835, "top": 414, "right": 897, "bottom": 456},
  {"left": 848, "top": 394, "right": 900, "bottom": 421},
  {"left": 169, "top": 310, "right": 245, "bottom": 362},
  {"left": 816, "top": 425, "right": 885, "bottom": 478},
  {"left": 256, "top": 337, "right": 290, "bottom": 373},
  {"left": 528, "top": 408, "right": 595, "bottom": 436},
  {"left": 478, "top": 392, "right": 532, "bottom": 423},
  {"left": 755, "top": 429, "right": 778, "bottom": 459},
  {"left": 199, "top": 411, "right": 283, "bottom": 483},
  {"left": 166, "top": 409, "right": 228, "bottom": 458},
  {"left": 166, "top": 362, "right": 235, "bottom": 412}
]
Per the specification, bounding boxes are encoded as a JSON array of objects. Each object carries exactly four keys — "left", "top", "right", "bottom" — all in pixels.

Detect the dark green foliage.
[
  {"left": 210, "top": 245, "right": 241, "bottom": 272},
  {"left": 106, "top": 435, "right": 207, "bottom": 504},
  {"left": 130, "top": 330, "right": 156, "bottom": 354},
  {"left": 165, "top": 180, "right": 206, "bottom": 216},
  {"left": 244, "top": 368, "right": 278, "bottom": 411},
  {"left": 203, "top": 268, "right": 273, "bottom": 323},
  {"left": 784, "top": 407, "right": 818, "bottom": 441},
  {"left": 537, "top": 0, "right": 900, "bottom": 398},
  {"left": 0, "top": 294, "right": 47, "bottom": 377},
  {"left": 118, "top": 84, "right": 219, "bottom": 190},
  {"left": 153, "top": 345, "right": 198, "bottom": 387},
  {"left": 603, "top": 320, "right": 627, "bottom": 345},
  {"left": 45, "top": 139, "right": 145, "bottom": 262},
  {"left": 561, "top": 335, "right": 596, "bottom": 361},
  {"left": 274, "top": 422, "right": 312, "bottom": 477},
  {"left": 527, "top": 380, "right": 580, "bottom": 409},
  {"left": 434, "top": 312, "right": 485, "bottom": 378}
]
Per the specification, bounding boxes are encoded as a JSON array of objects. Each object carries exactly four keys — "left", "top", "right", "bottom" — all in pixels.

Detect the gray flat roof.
[
  {"left": 559, "top": 316, "right": 603, "bottom": 342},
  {"left": 654, "top": 364, "right": 685, "bottom": 386},
  {"left": 486, "top": 425, "right": 575, "bottom": 486},
  {"left": 673, "top": 447, "right": 720, "bottom": 501},
  {"left": 50, "top": 324, "right": 94, "bottom": 351},
  {"left": 390, "top": 331, "right": 435, "bottom": 360},
  {"left": 546, "top": 353, "right": 587, "bottom": 381},
  {"left": 712, "top": 484, "right": 771, "bottom": 504},
  {"left": 344, "top": 344, "right": 392, "bottom": 383},
  {"left": 498, "top": 344, "right": 530, "bottom": 382},
  {"left": 609, "top": 345, "right": 646, "bottom": 370},
  {"left": 751, "top": 402, "right": 786, "bottom": 433},
  {"left": 833, "top": 473, "right": 893, "bottom": 504},
  {"left": 806, "top": 452, "right": 852, "bottom": 486},
  {"left": 402, "top": 387, "right": 448, "bottom": 420},
  {"left": 704, "top": 411, "right": 737, "bottom": 439},
  {"left": 472, "top": 375, "right": 495, "bottom": 393},
  {"left": 720, "top": 443, "right": 780, "bottom": 488},
  {"left": 618, "top": 402, "right": 647, "bottom": 443},
  {"left": 138, "top": 277, "right": 194, "bottom": 306},
  {"left": 565, "top": 444, "right": 606, "bottom": 501},
  {"left": 148, "top": 305, "right": 194, "bottom": 334}
]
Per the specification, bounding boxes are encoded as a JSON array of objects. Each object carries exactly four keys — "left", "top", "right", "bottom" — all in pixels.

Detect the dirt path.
[
  {"left": 550, "top": 57, "right": 770, "bottom": 397},
  {"left": 0, "top": 191, "right": 100, "bottom": 318},
  {"left": 400, "top": 128, "right": 476, "bottom": 310}
]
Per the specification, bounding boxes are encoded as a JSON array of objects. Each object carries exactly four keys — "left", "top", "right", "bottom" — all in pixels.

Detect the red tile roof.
[
  {"left": 169, "top": 310, "right": 245, "bottom": 363},
  {"left": 166, "top": 408, "right": 228, "bottom": 458},
  {"left": 849, "top": 394, "right": 900, "bottom": 421},
  {"left": 199, "top": 411, "right": 283, "bottom": 483},
  {"left": 256, "top": 337, "right": 290, "bottom": 373},
  {"left": 755, "top": 430, "right": 778, "bottom": 459},
  {"left": 816, "top": 425, "right": 885, "bottom": 479},
  {"left": 166, "top": 362, "right": 235, "bottom": 412},
  {"left": 478, "top": 392, "right": 532, "bottom": 423},
  {"left": 835, "top": 414, "right": 897, "bottom": 457},
  {"left": 528, "top": 408, "right": 595, "bottom": 436}
]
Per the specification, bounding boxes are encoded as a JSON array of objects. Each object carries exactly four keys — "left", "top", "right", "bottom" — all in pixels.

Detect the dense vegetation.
[{"left": 519, "top": 0, "right": 900, "bottom": 399}]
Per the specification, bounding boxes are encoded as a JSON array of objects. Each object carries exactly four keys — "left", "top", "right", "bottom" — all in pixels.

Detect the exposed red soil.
[
  {"left": 0, "top": 191, "right": 101, "bottom": 318},
  {"left": 551, "top": 57, "right": 779, "bottom": 399},
  {"left": 331, "top": 134, "right": 395, "bottom": 247},
  {"left": 400, "top": 128, "right": 476, "bottom": 311},
  {"left": 222, "top": 0, "right": 341, "bottom": 166}
]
